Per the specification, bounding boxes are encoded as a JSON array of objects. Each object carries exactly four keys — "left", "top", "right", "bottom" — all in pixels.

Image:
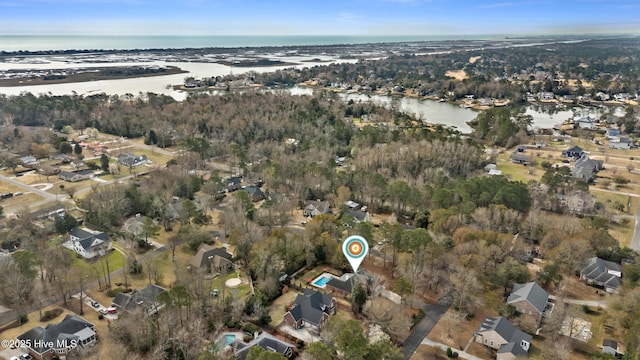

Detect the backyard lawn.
[{"left": 70, "top": 248, "right": 126, "bottom": 275}]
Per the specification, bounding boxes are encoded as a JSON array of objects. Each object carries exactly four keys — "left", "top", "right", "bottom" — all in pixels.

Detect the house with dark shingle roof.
[
  {"left": 475, "top": 316, "right": 532, "bottom": 360},
  {"left": 562, "top": 145, "right": 585, "bottom": 158},
  {"left": 324, "top": 270, "right": 380, "bottom": 298},
  {"left": 509, "top": 152, "right": 531, "bottom": 165},
  {"left": 224, "top": 176, "right": 243, "bottom": 192},
  {"left": 189, "top": 244, "right": 233, "bottom": 272},
  {"left": 602, "top": 339, "right": 621, "bottom": 356},
  {"left": 283, "top": 289, "right": 335, "bottom": 333},
  {"left": 112, "top": 284, "right": 167, "bottom": 316},
  {"left": 507, "top": 282, "right": 549, "bottom": 325},
  {"left": 580, "top": 257, "right": 622, "bottom": 293},
  {"left": 65, "top": 227, "right": 111, "bottom": 259},
  {"left": 242, "top": 186, "right": 265, "bottom": 202},
  {"left": 234, "top": 332, "right": 294, "bottom": 360},
  {"left": 17, "top": 314, "right": 96, "bottom": 360}
]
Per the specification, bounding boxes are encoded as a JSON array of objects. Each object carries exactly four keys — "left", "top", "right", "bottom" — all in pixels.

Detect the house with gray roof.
[
  {"left": 20, "top": 155, "right": 39, "bottom": 168},
  {"left": 189, "top": 243, "right": 233, "bottom": 272},
  {"left": 325, "top": 269, "right": 380, "bottom": 297},
  {"left": 234, "top": 332, "right": 294, "bottom": 360},
  {"left": 30, "top": 203, "right": 66, "bottom": 220},
  {"left": 580, "top": 257, "right": 622, "bottom": 293},
  {"left": 475, "top": 316, "right": 532, "bottom": 360},
  {"left": 610, "top": 136, "right": 633, "bottom": 150},
  {"left": 509, "top": 152, "right": 531, "bottom": 165},
  {"left": 283, "top": 289, "right": 335, "bottom": 333},
  {"left": 117, "top": 152, "right": 148, "bottom": 167},
  {"left": 64, "top": 227, "right": 111, "bottom": 259},
  {"left": 507, "top": 282, "right": 549, "bottom": 325},
  {"left": 112, "top": 284, "right": 167, "bottom": 316},
  {"left": 571, "top": 157, "right": 603, "bottom": 182},
  {"left": 304, "top": 200, "right": 332, "bottom": 217},
  {"left": 18, "top": 314, "right": 96, "bottom": 360},
  {"left": 59, "top": 169, "right": 94, "bottom": 182},
  {"left": 345, "top": 208, "right": 371, "bottom": 223}
]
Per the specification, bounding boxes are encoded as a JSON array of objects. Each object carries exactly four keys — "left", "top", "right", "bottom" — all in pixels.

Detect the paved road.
[
  {"left": 590, "top": 186, "right": 640, "bottom": 198},
  {"left": 421, "top": 338, "right": 484, "bottom": 360},
  {"left": 631, "top": 200, "right": 640, "bottom": 251},
  {"left": 402, "top": 296, "right": 452, "bottom": 360},
  {"left": 0, "top": 173, "right": 56, "bottom": 200}
]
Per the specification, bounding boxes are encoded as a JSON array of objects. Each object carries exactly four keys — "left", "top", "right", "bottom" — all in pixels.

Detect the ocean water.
[{"left": 0, "top": 35, "right": 499, "bottom": 52}]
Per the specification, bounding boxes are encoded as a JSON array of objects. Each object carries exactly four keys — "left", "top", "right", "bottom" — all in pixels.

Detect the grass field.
[
  {"left": 496, "top": 143, "right": 638, "bottom": 249},
  {"left": 70, "top": 248, "right": 126, "bottom": 274}
]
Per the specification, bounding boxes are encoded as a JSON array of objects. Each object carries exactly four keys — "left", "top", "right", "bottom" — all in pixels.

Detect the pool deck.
[{"left": 310, "top": 272, "right": 337, "bottom": 289}]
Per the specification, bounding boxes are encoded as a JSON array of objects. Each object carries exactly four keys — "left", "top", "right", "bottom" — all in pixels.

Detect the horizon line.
[{"left": 1, "top": 32, "right": 638, "bottom": 37}]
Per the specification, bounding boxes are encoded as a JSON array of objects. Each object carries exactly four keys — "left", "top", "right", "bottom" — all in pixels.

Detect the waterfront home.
[
  {"left": 537, "top": 92, "right": 555, "bottom": 101},
  {"left": 576, "top": 117, "right": 595, "bottom": 129}
]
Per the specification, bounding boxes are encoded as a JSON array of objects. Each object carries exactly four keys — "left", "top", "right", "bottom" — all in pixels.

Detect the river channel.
[{"left": 0, "top": 58, "right": 623, "bottom": 134}]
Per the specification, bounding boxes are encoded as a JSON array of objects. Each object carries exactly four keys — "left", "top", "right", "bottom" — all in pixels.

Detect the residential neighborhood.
[{"left": 1, "top": 33, "right": 640, "bottom": 360}]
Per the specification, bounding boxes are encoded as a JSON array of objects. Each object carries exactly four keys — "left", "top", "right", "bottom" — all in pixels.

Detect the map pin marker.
[{"left": 342, "top": 235, "right": 369, "bottom": 274}]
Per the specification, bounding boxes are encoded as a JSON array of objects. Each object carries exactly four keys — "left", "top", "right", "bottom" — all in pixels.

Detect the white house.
[
  {"left": 59, "top": 170, "right": 94, "bottom": 182},
  {"left": 614, "top": 93, "right": 631, "bottom": 102},
  {"left": 64, "top": 227, "right": 111, "bottom": 259},
  {"left": 576, "top": 117, "right": 595, "bottom": 129},
  {"left": 609, "top": 136, "right": 633, "bottom": 150},
  {"left": 537, "top": 92, "right": 555, "bottom": 100}
]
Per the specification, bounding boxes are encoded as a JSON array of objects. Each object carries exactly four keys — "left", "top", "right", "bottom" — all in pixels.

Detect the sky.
[{"left": 0, "top": 0, "right": 639, "bottom": 36}]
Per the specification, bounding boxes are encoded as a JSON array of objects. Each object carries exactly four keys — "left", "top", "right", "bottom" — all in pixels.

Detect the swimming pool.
[
  {"left": 219, "top": 334, "right": 236, "bottom": 347},
  {"left": 311, "top": 273, "right": 336, "bottom": 288}
]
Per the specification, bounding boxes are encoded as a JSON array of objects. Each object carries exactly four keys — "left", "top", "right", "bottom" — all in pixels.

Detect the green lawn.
[
  {"left": 70, "top": 248, "right": 126, "bottom": 274},
  {"left": 134, "top": 149, "right": 174, "bottom": 167},
  {"left": 592, "top": 191, "right": 636, "bottom": 215},
  {"left": 495, "top": 161, "right": 538, "bottom": 183},
  {"left": 96, "top": 172, "right": 130, "bottom": 181}
]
